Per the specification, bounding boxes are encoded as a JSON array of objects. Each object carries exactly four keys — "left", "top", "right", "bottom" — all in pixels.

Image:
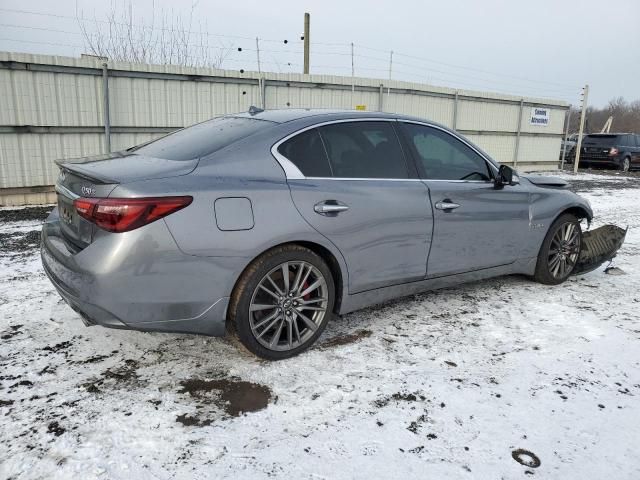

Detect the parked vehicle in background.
[
  {"left": 569, "top": 133, "right": 640, "bottom": 171},
  {"left": 42, "top": 109, "right": 623, "bottom": 360},
  {"left": 560, "top": 136, "right": 577, "bottom": 160}
]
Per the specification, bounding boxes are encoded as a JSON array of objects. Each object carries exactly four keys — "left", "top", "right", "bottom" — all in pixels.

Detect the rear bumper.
[{"left": 41, "top": 208, "right": 238, "bottom": 336}]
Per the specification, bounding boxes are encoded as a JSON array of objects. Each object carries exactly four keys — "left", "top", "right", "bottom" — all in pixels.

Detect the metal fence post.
[
  {"left": 101, "top": 63, "right": 111, "bottom": 153},
  {"left": 560, "top": 107, "right": 572, "bottom": 170},
  {"left": 260, "top": 77, "right": 267, "bottom": 109},
  {"left": 378, "top": 84, "right": 384, "bottom": 111},
  {"left": 102, "top": 63, "right": 111, "bottom": 153},
  {"left": 452, "top": 90, "right": 459, "bottom": 130},
  {"left": 513, "top": 98, "right": 524, "bottom": 167}
]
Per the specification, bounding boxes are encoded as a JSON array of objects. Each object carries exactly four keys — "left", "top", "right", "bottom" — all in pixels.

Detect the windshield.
[{"left": 131, "top": 117, "right": 272, "bottom": 160}]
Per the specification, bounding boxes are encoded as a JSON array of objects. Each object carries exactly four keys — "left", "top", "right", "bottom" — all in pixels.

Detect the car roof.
[{"left": 232, "top": 108, "right": 429, "bottom": 125}]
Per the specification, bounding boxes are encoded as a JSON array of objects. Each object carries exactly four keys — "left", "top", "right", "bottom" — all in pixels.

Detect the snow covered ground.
[{"left": 1, "top": 172, "right": 639, "bottom": 480}]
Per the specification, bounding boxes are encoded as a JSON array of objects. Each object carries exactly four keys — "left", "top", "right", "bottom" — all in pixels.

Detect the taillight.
[
  {"left": 609, "top": 147, "right": 619, "bottom": 156},
  {"left": 73, "top": 196, "right": 192, "bottom": 233}
]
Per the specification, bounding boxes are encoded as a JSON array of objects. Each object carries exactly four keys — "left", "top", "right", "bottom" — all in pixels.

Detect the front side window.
[
  {"left": 277, "top": 129, "right": 332, "bottom": 177},
  {"left": 401, "top": 123, "right": 491, "bottom": 181},
  {"left": 318, "top": 122, "right": 409, "bottom": 179}
]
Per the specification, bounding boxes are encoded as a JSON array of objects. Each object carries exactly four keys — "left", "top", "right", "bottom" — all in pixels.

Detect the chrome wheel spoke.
[
  {"left": 282, "top": 262, "right": 290, "bottom": 293},
  {"left": 255, "top": 312, "right": 282, "bottom": 338},
  {"left": 291, "top": 263, "right": 305, "bottom": 293},
  {"left": 295, "top": 310, "right": 318, "bottom": 332},
  {"left": 297, "top": 305, "right": 324, "bottom": 312},
  {"left": 266, "top": 274, "right": 284, "bottom": 296},
  {"left": 269, "top": 319, "right": 285, "bottom": 347},
  {"left": 300, "top": 278, "right": 323, "bottom": 298},
  {"left": 259, "top": 284, "right": 280, "bottom": 301},
  {"left": 298, "top": 297, "right": 327, "bottom": 305},
  {"left": 250, "top": 303, "right": 278, "bottom": 312},
  {"left": 287, "top": 320, "right": 293, "bottom": 348}
]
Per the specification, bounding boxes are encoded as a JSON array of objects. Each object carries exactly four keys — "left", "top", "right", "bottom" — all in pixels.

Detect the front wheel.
[
  {"left": 534, "top": 213, "right": 582, "bottom": 285},
  {"left": 228, "top": 245, "right": 335, "bottom": 360}
]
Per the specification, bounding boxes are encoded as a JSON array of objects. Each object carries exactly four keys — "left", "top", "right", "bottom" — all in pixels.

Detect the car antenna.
[{"left": 248, "top": 105, "right": 264, "bottom": 116}]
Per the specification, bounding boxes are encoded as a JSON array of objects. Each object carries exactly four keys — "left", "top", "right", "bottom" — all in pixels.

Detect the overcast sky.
[{"left": 1, "top": 0, "right": 638, "bottom": 106}]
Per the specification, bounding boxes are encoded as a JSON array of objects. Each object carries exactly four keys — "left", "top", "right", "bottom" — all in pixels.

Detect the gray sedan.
[{"left": 41, "top": 109, "right": 622, "bottom": 359}]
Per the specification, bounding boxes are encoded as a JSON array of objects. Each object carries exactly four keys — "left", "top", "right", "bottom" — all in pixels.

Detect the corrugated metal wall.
[{"left": 0, "top": 51, "right": 568, "bottom": 205}]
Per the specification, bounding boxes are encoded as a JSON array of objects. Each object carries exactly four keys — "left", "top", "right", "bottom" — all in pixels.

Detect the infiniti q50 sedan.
[{"left": 41, "top": 109, "right": 622, "bottom": 359}]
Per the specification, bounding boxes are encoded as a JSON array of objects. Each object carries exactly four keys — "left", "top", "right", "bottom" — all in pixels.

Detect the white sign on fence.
[{"left": 530, "top": 107, "right": 550, "bottom": 126}]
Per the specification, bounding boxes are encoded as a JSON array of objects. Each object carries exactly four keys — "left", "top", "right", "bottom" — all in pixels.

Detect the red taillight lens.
[
  {"left": 609, "top": 147, "right": 619, "bottom": 156},
  {"left": 73, "top": 196, "right": 192, "bottom": 233}
]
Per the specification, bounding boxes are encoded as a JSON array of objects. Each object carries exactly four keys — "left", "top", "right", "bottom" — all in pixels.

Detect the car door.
[
  {"left": 278, "top": 120, "right": 433, "bottom": 293},
  {"left": 398, "top": 122, "right": 531, "bottom": 278}
]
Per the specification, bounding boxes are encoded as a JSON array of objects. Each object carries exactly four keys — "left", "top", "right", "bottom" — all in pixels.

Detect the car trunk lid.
[{"left": 55, "top": 153, "right": 198, "bottom": 250}]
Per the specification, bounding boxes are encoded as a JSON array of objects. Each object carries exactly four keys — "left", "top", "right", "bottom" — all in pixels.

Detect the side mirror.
[{"left": 494, "top": 165, "right": 519, "bottom": 189}]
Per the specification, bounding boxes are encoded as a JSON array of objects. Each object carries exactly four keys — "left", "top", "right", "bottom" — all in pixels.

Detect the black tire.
[
  {"left": 534, "top": 213, "right": 582, "bottom": 285},
  {"left": 620, "top": 156, "right": 631, "bottom": 172},
  {"left": 227, "top": 244, "right": 335, "bottom": 360}
]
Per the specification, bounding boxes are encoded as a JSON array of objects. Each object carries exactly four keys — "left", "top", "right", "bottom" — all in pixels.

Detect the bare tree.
[
  {"left": 569, "top": 97, "right": 640, "bottom": 134},
  {"left": 76, "top": 0, "right": 234, "bottom": 68}
]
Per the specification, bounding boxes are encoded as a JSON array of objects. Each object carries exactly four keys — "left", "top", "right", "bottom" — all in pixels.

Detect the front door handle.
[
  {"left": 435, "top": 200, "right": 461, "bottom": 211},
  {"left": 314, "top": 201, "right": 349, "bottom": 215}
]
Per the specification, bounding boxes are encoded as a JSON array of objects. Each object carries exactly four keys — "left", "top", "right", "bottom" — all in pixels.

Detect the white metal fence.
[{"left": 0, "top": 51, "right": 568, "bottom": 205}]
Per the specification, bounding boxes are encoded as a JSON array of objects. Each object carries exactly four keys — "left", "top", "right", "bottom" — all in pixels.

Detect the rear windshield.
[
  {"left": 132, "top": 117, "right": 271, "bottom": 160},
  {"left": 583, "top": 135, "right": 621, "bottom": 145}
]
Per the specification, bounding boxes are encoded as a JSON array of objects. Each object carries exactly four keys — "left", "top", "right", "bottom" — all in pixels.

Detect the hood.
[
  {"left": 56, "top": 152, "right": 198, "bottom": 184},
  {"left": 522, "top": 175, "right": 569, "bottom": 188}
]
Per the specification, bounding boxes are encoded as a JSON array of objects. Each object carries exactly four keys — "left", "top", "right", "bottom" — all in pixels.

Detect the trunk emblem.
[{"left": 81, "top": 186, "right": 96, "bottom": 196}]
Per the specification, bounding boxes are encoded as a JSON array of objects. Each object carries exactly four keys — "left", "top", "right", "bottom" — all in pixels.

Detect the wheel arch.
[
  {"left": 554, "top": 205, "right": 592, "bottom": 226},
  {"left": 228, "top": 240, "right": 347, "bottom": 319}
]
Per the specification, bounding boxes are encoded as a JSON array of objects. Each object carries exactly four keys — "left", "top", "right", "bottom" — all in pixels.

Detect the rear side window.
[
  {"left": 583, "top": 135, "right": 620, "bottom": 146},
  {"left": 401, "top": 123, "right": 491, "bottom": 181},
  {"left": 626, "top": 135, "right": 637, "bottom": 147},
  {"left": 318, "top": 122, "right": 408, "bottom": 179},
  {"left": 277, "top": 129, "right": 332, "bottom": 177},
  {"left": 132, "top": 117, "right": 270, "bottom": 160}
]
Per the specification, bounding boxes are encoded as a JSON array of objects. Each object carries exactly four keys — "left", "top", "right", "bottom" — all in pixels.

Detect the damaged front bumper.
[{"left": 574, "top": 225, "right": 627, "bottom": 275}]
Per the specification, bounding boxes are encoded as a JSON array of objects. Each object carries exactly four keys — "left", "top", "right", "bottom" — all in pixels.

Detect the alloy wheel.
[
  {"left": 248, "top": 261, "right": 328, "bottom": 351},
  {"left": 548, "top": 222, "right": 581, "bottom": 279}
]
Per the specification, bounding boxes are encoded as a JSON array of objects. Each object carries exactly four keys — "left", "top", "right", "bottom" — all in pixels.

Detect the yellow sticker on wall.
[{"left": 355, "top": 105, "right": 366, "bottom": 111}]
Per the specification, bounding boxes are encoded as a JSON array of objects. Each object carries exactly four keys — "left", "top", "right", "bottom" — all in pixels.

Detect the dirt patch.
[
  {"left": 82, "top": 359, "right": 141, "bottom": 393},
  {"left": 318, "top": 329, "right": 373, "bottom": 349},
  {"left": 47, "top": 421, "right": 66, "bottom": 437},
  {"left": 42, "top": 341, "right": 72, "bottom": 354},
  {"left": 176, "top": 377, "right": 272, "bottom": 425},
  {"left": 374, "top": 391, "right": 426, "bottom": 408},
  {"left": 0, "top": 206, "right": 53, "bottom": 223},
  {"left": 1, "top": 324, "right": 23, "bottom": 340}
]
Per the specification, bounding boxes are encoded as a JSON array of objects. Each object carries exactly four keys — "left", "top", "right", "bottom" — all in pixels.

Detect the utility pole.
[
  {"left": 573, "top": 84, "right": 589, "bottom": 174},
  {"left": 303, "top": 12, "right": 310, "bottom": 74},
  {"left": 255, "top": 37, "right": 261, "bottom": 74},
  {"left": 351, "top": 42, "right": 355, "bottom": 107}
]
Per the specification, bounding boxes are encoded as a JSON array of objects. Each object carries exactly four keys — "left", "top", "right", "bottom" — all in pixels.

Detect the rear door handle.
[
  {"left": 314, "top": 201, "right": 349, "bottom": 215},
  {"left": 435, "top": 200, "right": 461, "bottom": 211}
]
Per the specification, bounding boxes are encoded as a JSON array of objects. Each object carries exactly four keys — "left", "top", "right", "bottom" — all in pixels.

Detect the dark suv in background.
[{"left": 570, "top": 133, "right": 640, "bottom": 171}]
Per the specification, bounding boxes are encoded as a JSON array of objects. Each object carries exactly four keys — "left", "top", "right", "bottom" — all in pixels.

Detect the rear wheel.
[
  {"left": 620, "top": 156, "right": 631, "bottom": 172},
  {"left": 228, "top": 245, "right": 335, "bottom": 360},
  {"left": 534, "top": 213, "right": 582, "bottom": 285}
]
